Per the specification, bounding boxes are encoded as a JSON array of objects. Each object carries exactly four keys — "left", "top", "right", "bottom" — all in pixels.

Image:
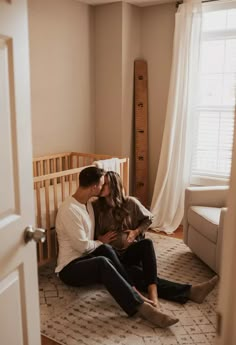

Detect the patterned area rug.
[{"left": 39, "top": 233, "right": 218, "bottom": 345}]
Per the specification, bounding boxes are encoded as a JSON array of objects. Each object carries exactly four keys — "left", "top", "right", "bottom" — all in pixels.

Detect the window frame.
[{"left": 190, "top": 1, "right": 236, "bottom": 186}]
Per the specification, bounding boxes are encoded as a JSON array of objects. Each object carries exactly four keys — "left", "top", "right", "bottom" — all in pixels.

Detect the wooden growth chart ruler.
[{"left": 134, "top": 60, "right": 148, "bottom": 206}]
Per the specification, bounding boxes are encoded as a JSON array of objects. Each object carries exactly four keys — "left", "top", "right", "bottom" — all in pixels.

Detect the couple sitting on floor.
[{"left": 55, "top": 167, "right": 218, "bottom": 328}]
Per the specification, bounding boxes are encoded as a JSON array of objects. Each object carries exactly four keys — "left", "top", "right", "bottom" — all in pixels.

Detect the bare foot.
[{"left": 133, "top": 286, "right": 156, "bottom": 306}]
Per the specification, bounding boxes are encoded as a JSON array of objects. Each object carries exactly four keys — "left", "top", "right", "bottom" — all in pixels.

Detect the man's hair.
[{"left": 79, "top": 166, "right": 105, "bottom": 187}]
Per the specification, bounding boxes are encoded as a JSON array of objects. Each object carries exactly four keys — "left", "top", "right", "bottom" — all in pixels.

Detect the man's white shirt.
[{"left": 55, "top": 196, "right": 102, "bottom": 273}]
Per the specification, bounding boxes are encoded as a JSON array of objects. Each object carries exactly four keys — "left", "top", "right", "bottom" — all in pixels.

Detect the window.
[{"left": 191, "top": 4, "right": 236, "bottom": 185}]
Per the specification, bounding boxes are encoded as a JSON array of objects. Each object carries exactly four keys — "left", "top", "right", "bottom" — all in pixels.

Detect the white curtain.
[{"left": 150, "top": 0, "right": 202, "bottom": 233}]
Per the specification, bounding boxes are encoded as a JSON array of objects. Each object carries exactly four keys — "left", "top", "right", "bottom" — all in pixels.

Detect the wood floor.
[
  {"left": 41, "top": 226, "right": 184, "bottom": 345},
  {"left": 149, "top": 225, "right": 183, "bottom": 240},
  {"left": 41, "top": 335, "right": 58, "bottom": 345}
]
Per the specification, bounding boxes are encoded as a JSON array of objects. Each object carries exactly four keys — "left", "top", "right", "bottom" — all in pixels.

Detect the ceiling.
[{"left": 77, "top": 0, "right": 176, "bottom": 8}]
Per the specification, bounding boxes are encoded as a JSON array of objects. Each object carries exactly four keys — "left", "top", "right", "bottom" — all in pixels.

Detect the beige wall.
[
  {"left": 141, "top": 3, "right": 176, "bottom": 203},
  {"left": 28, "top": 0, "right": 95, "bottom": 156},
  {"left": 94, "top": 2, "right": 141, "bottom": 188},
  {"left": 28, "top": 0, "right": 176, "bottom": 203},
  {"left": 122, "top": 3, "right": 141, "bottom": 191},
  {"left": 94, "top": 3, "right": 123, "bottom": 156},
  {"left": 94, "top": 2, "right": 175, "bottom": 201}
]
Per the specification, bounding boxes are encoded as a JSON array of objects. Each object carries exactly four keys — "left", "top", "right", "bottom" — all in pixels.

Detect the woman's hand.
[
  {"left": 124, "top": 229, "right": 139, "bottom": 243},
  {"left": 98, "top": 231, "right": 117, "bottom": 244}
]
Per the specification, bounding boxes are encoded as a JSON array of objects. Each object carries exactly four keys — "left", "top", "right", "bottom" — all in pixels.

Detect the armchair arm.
[
  {"left": 183, "top": 186, "right": 228, "bottom": 244},
  {"left": 185, "top": 186, "right": 228, "bottom": 208},
  {"left": 216, "top": 207, "right": 227, "bottom": 273},
  {"left": 219, "top": 207, "right": 227, "bottom": 229}
]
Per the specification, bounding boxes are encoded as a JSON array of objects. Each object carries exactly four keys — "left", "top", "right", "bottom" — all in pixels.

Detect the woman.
[{"left": 93, "top": 171, "right": 218, "bottom": 308}]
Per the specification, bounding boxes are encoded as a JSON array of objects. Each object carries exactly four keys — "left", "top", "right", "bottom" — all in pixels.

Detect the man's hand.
[
  {"left": 98, "top": 231, "right": 117, "bottom": 244},
  {"left": 124, "top": 229, "right": 139, "bottom": 243}
]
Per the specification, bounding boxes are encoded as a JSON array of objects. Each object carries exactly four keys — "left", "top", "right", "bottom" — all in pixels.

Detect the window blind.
[{"left": 191, "top": 7, "right": 236, "bottom": 181}]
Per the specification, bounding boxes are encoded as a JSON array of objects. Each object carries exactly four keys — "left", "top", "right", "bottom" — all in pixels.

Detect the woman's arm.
[{"left": 125, "top": 197, "right": 153, "bottom": 242}]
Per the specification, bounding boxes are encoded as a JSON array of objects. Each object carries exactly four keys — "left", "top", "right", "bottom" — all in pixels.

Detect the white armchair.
[{"left": 183, "top": 186, "right": 229, "bottom": 274}]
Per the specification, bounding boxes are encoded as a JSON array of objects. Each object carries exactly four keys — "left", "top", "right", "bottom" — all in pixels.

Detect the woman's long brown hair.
[{"left": 98, "top": 171, "right": 130, "bottom": 229}]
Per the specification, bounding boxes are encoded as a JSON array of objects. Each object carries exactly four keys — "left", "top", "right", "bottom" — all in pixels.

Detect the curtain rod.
[{"left": 176, "top": 0, "right": 219, "bottom": 8}]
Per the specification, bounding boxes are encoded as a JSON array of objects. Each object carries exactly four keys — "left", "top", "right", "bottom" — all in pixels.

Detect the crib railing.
[{"left": 33, "top": 152, "right": 129, "bottom": 266}]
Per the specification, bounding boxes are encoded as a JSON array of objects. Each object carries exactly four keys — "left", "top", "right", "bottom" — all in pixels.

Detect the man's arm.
[{"left": 60, "top": 207, "right": 102, "bottom": 255}]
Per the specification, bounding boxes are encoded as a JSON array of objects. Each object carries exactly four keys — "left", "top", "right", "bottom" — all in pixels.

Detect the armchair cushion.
[
  {"left": 188, "top": 206, "right": 221, "bottom": 243},
  {"left": 184, "top": 186, "right": 229, "bottom": 274}
]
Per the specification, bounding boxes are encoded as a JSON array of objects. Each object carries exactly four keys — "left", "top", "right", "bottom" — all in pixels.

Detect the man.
[{"left": 55, "top": 166, "right": 178, "bottom": 328}]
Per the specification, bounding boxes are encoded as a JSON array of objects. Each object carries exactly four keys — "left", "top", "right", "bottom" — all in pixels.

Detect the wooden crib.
[{"left": 33, "top": 151, "right": 129, "bottom": 266}]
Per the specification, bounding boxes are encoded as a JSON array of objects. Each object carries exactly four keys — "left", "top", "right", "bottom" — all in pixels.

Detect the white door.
[{"left": 0, "top": 1, "right": 41, "bottom": 344}]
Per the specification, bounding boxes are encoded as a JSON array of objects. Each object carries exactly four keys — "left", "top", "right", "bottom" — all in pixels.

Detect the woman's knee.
[
  {"left": 99, "top": 244, "right": 117, "bottom": 258},
  {"left": 99, "top": 243, "right": 113, "bottom": 253},
  {"left": 140, "top": 238, "right": 154, "bottom": 249},
  {"left": 103, "top": 243, "right": 113, "bottom": 250},
  {"left": 96, "top": 255, "right": 113, "bottom": 268}
]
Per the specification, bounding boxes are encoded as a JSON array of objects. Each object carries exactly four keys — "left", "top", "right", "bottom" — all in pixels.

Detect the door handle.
[{"left": 24, "top": 226, "right": 46, "bottom": 244}]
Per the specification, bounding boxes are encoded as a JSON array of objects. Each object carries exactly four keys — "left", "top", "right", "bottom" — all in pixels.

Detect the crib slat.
[
  {"left": 36, "top": 182, "right": 42, "bottom": 228},
  {"left": 123, "top": 158, "right": 129, "bottom": 195},
  {"left": 33, "top": 161, "right": 37, "bottom": 177},
  {"left": 40, "top": 160, "right": 44, "bottom": 187},
  {"left": 45, "top": 180, "right": 52, "bottom": 262},
  {"left": 53, "top": 178, "right": 58, "bottom": 224},
  {"left": 59, "top": 157, "right": 62, "bottom": 172},
  {"left": 65, "top": 156, "right": 69, "bottom": 181},
  {"left": 46, "top": 159, "right": 50, "bottom": 175},
  {"left": 53, "top": 158, "right": 56, "bottom": 173},
  {"left": 69, "top": 174, "right": 73, "bottom": 194},
  {"left": 35, "top": 182, "right": 44, "bottom": 263},
  {"left": 65, "top": 156, "right": 68, "bottom": 170},
  {"left": 33, "top": 162, "right": 37, "bottom": 189},
  {"left": 120, "top": 164, "right": 124, "bottom": 181},
  {"left": 61, "top": 176, "right": 65, "bottom": 201},
  {"left": 45, "top": 180, "right": 50, "bottom": 230},
  {"left": 75, "top": 173, "right": 79, "bottom": 188}
]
